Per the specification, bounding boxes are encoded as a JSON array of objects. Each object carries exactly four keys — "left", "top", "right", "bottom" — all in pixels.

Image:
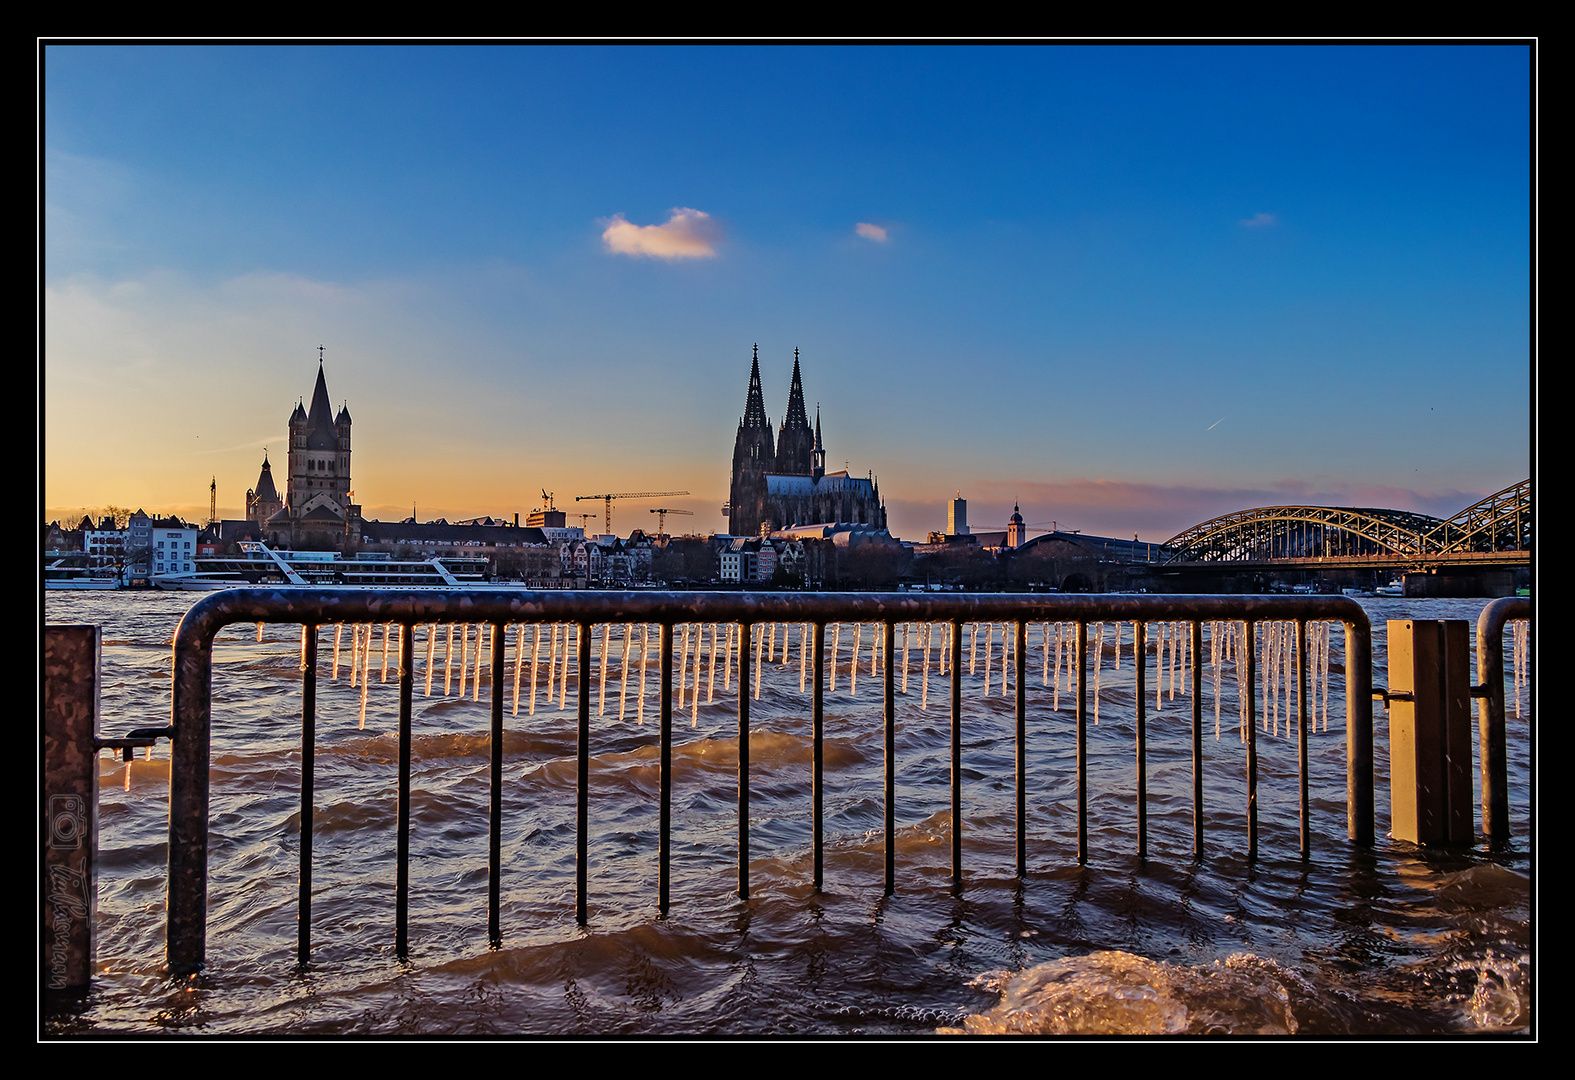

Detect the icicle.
[
  {"left": 921, "top": 623, "right": 931, "bottom": 711},
  {"left": 800, "top": 622, "right": 809, "bottom": 693},
  {"left": 620, "top": 624, "right": 632, "bottom": 722},
  {"left": 473, "top": 624, "right": 485, "bottom": 702},
  {"left": 1240, "top": 623, "right": 1250, "bottom": 743},
  {"left": 691, "top": 625, "right": 702, "bottom": 725},
  {"left": 708, "top": 623, "right": 718, "bottom": 704},
  {"left": 1042, "top": 622, "right": 1051, "bottom": 687},
  {"left": 545, "top": 624, "right": 559, "bottom": 706},
  {"left": 512, "top": 625, "right": 524, "bottom": 716},
  {"left": 358, "top": 625, "right": 372, "bottom": 729},
  {"left": 850, "top": 623, "right": 860, "bottom": 696},
  {"left": 528, "top": 624, "right": 541, "bottom": 715},
  {"left": 769, "top": 621, "right": 778, "bottom": 664},
  {"left": 982, "top": 622, "right": 992, "bottom": 697},
  {"left": 256, "top": 621, "right": 264, "bottom": 643},
  {"left": 724, "top": 623, "right": 734, "bottom": 693},
  {"left": 1211, "top": 622, "right": 1222, "bottom": 740},
  {"left": 1155, "top": 623, "right": 1164, "bottom": 713},
  {"left": 349, "top": 625, "right": 360, "bottom": 689},
  {"left": 560, "top": 625, "right": 573, "bottom": 711},
  {"left": 443, "top": 624, "right": 456, "bottom": 696},
  {"left": 599, "top": 623, "right": 611, "bottom": 717},
  {"left": 1113, "top": 620, "right": 1120, "bottom": 671},
  {"left": 637, "top": 623, "right": 649, "bottom": 725},
  {"left": 381, "top": 622, "right": 392, "bottom": 683},
  {"left": 902, "top": 622, "right": 911, "bottom": 694},
  {"left": 969, "top": 623, "right": 977, "bottom": 676},
  {"left": 1053, "top": 623, "right": 1063, "bottom": 711},
  {"left": 830, "top": 624, "right": 841, "bottom": 692},
  {"left": 459, "top": 624, "right": 472, "bottom": 699},
  {"left": 678, "top": 624, "right": 690, "bottom": 712},
  {"left": 300, "top": 625, "right": 310, "bottom": 671},
  {"left": 425, "top": 624, "right": 436, "bottom": 697},
  {"left": 754, "top": 621, "right": 764, "bottom": 701},
  {"left": 1092, "top": 622, "right": 1103, "bottom": 724}
]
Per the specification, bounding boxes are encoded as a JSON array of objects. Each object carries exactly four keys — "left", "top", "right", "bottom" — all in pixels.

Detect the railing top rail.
[
  {"left": 1477, "top": 596, "right": 1531, "bottom": 641},
  {"left": 174, "top": 589, "right": 1372, "bottom": 647}
]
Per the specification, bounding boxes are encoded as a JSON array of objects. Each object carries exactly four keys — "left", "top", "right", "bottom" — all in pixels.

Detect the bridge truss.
[{"left": 1161, "top": 479, "right": 1530, "bottom": 563}]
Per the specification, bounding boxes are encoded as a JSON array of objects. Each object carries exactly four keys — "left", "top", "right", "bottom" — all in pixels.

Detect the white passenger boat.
[
  {"left": 44, "top": 560, "right": 121, "bottom": 590},
  {"left": 153, "top": 542, "right": 500, "bottom": 590}
]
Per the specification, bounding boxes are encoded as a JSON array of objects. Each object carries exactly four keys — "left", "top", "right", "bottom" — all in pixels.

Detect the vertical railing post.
[
  {"left": 1134, "top": 620, "right": 1147, "bottom": 861},
  {"left": 1475, "top": 598, "right": 1528, "bottom": 845},
  {"left": 298, "top": 624, "right": 317, "bottom": 965},
  {"left": 576, "top": 622, "right": 591, "bottom": 924},
  {"left": 811, "top": 621, "right": 824, "bottom": 892},
  {"left": 1296, "top": 619, "right": 1309, "bottom": 861},
  {"left": 43, "top": 624, "right": 98, "bottom": 994},
  {"left": 489, "top": 622, "right": 505, "bottom": 946},
  {"left": 396, "top": 621, "right": 413, "bottom": 959},
  {"left": 1014, "top": 620, "right": 1026, "bottom": 879},
  {"left": 1245, "top": 620, "right": 1258, "bottom": 862},
  {"left": 738, "top": 620, "right": 750, "bottom": 901},
  {"left": 884, "top": 621, "right": 896, "bottom": 896},
  {"left": 168, "top": 618, "right": 213, "bottom": 975},
  {"left": 658, "top": 622, "right": 673, "bottom": 915},
  {"left": 950, "top": 620, "right": 963, "bottom": 891},
  {"left": 1076, "top": 620, "right": 1088, "bottom": 866},
  {"left": 1345, "top": 617, "right": 1375, "bottom": 844},
  {"left": 1190, "top": 620, "right": 1203, "bottom": 861},
  {"left": 1387, "top": 619, "right": 1473, "bottom": 846}
]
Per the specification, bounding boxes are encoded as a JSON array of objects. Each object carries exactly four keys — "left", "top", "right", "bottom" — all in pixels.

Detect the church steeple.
[
  {"left": 777, "top": 346, "right": 815, "bottom": 475},
  {"left": 742, "top": 343, "right": 769, "bottom": 430},
  {"left": 811, "top": 404, "right": 826, "bottom": 480}
]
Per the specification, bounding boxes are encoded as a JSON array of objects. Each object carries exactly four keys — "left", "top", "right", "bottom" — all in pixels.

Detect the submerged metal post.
[
  {"left": 812, "top": 621, "right": 824, "bottom": 892},
  {"left": 884, "top": 621, "right": 897, "bottom": 895},
  {"left": 300, "top": 625, "right": 317, "bottom": 965},
  {"left": 1476, "top": 598, "right": 1529, "bottom": 844},
  {"left": 43, "top": 624, "right": 99, "bottom": 993},
  {"left": 1076, "top": 620, "right": 1088, "bottom": 865},
  {"left": 396, "top": 622, "right": 412, "bottom": 958},
  {"left": 1345, "top": 617, "right": 1375, "bottom": 844},
  {"left": 950, "top": 620, "right": 963, "bottom": 890},
  {"left": 1135, "top": 620, "right": 1148, "bottom": 861},
  {"left": 1245, "top": 620, "right": 1258, "bottom": 862},
  {"left": 577, "top": 622, "right": 591, "bottom": 923},
  {"left": 489, "top": 622, "right": 505, "bottom": 946},
  {"left": 738, "top": 621, "right": 751, "bottom": 902},
  {"left": 1014, "top": 619, "right": 1026, "bottom": 878},
  {"left": 169, "top": 614, "right": 214, "bottom": 975},
  {"left": 658, "top": 622, "right": 673, "bottom": 915},
  {"left": 1190, "top": 620, "right": 1203, "bottom": 860}
]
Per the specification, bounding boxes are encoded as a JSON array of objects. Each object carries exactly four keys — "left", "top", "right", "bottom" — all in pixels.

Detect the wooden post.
[{"left": 1387, "top": 620, "right": 1473, "bottom": 845}]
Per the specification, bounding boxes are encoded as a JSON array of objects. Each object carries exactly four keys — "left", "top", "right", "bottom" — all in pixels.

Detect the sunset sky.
[{"left": 42, "top": 44, "right": 1533, "bottom": 542}]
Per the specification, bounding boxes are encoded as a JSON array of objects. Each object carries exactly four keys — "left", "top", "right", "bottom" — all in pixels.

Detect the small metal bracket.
[
  {"left": 1371, "top": 688, "right": 1413, "bottom": 709},
  {"left": 96, "top": 725, "right": 175, "bottom": 762}
]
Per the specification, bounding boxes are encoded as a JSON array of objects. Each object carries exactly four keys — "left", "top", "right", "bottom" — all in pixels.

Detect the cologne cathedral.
[{"left": 727, "top": 346, "right": 886, "bottom": 536}]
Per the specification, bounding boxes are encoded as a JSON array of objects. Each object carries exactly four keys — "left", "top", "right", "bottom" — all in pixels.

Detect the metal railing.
[
  {"left": 165, "top": 590, "right": 1376, "bottom": 975},
  {"left": 1475, "top": 597, "right": 1531, "bottom": 845}
]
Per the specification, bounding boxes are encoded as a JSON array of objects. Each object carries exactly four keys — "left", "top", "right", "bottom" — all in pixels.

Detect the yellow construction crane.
[
  {"left": 648, "top": 507, "right": 694, "bottom": 541},
  {"left": 575, "top": 490, "right": 689, "bottom": 534}
]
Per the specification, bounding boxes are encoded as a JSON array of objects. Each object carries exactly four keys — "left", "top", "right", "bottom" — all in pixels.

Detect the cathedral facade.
[{"left": 727, "top": 346, "right": 886, "bottom": 536}]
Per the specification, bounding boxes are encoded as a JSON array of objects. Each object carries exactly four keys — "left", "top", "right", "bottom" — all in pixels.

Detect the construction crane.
[
  {"left": 648, "top": 507, "right": 693, "bottom": 542},
  {"left": 575, "top": 490, "right": 689, "bottom": 534}
]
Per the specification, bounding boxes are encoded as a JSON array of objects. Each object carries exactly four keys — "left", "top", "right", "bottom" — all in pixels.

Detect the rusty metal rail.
[
  {"left": 1475, "top": 597, "right": 1531, "bottom": 845},
  {"left": 165, "top": 590, "right": 1375, "bottom": 975}
]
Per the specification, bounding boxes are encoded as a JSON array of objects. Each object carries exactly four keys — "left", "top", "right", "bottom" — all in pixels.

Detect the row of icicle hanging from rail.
[{"left": 287, "top": 620, "right": 1342, "bottom": 743}]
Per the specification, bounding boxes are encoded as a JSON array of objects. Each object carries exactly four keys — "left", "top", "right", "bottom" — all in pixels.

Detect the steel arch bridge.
[{"left": 1161, "top": 479, "right": 1531, "bottom": 563}]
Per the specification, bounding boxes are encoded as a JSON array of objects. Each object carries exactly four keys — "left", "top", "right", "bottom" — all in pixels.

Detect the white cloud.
[
  {"left": 1241, "top": 212, "right": 1277, "bottom": 228},
  {"left": 855, "top": 222, "right": 889, "bottom": 242},
  {"left": 601, "top": 208, "right": 720, "bottom": 259}
]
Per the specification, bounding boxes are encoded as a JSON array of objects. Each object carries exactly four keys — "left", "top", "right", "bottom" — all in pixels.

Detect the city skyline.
[{"left": 43, "top": 44, "right": 1534, "bottom": 542}]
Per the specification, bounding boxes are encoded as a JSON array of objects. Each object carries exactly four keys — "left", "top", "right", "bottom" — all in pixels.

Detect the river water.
[{"left": 43, "top": 591, "right": 1532, "bottom": 1037}]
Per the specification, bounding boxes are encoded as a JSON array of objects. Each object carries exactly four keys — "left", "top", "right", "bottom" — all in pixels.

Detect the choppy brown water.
[{"left": 43, "top": 592, "right": 1532, "bottom": 1036}]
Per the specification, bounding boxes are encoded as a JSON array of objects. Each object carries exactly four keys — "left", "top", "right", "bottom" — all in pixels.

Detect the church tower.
[
  {"left": 729, "top": 344, "right": 775, "bottom": 535},
  {"left": 776, "top": 348, "right": 815, "bottom": 476},
  {"left": 286, "top": 356, "right": 352, "bottom": 523}
]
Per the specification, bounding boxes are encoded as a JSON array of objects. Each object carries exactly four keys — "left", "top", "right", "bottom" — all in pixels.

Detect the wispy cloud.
[
  {"left": 855, "top": 222, "right": 889, "bottom": 243},
  {"left": 1241, "top": 212, "right": 1277, "bottom": 228},
  {"left": 601, "top": 208, "right": 720, "bottom": 260}
]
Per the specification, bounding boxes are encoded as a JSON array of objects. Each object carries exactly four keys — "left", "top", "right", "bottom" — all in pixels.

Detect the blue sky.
[{"left": 42, "top": 44, "right": 1533, "bottom": 541}]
